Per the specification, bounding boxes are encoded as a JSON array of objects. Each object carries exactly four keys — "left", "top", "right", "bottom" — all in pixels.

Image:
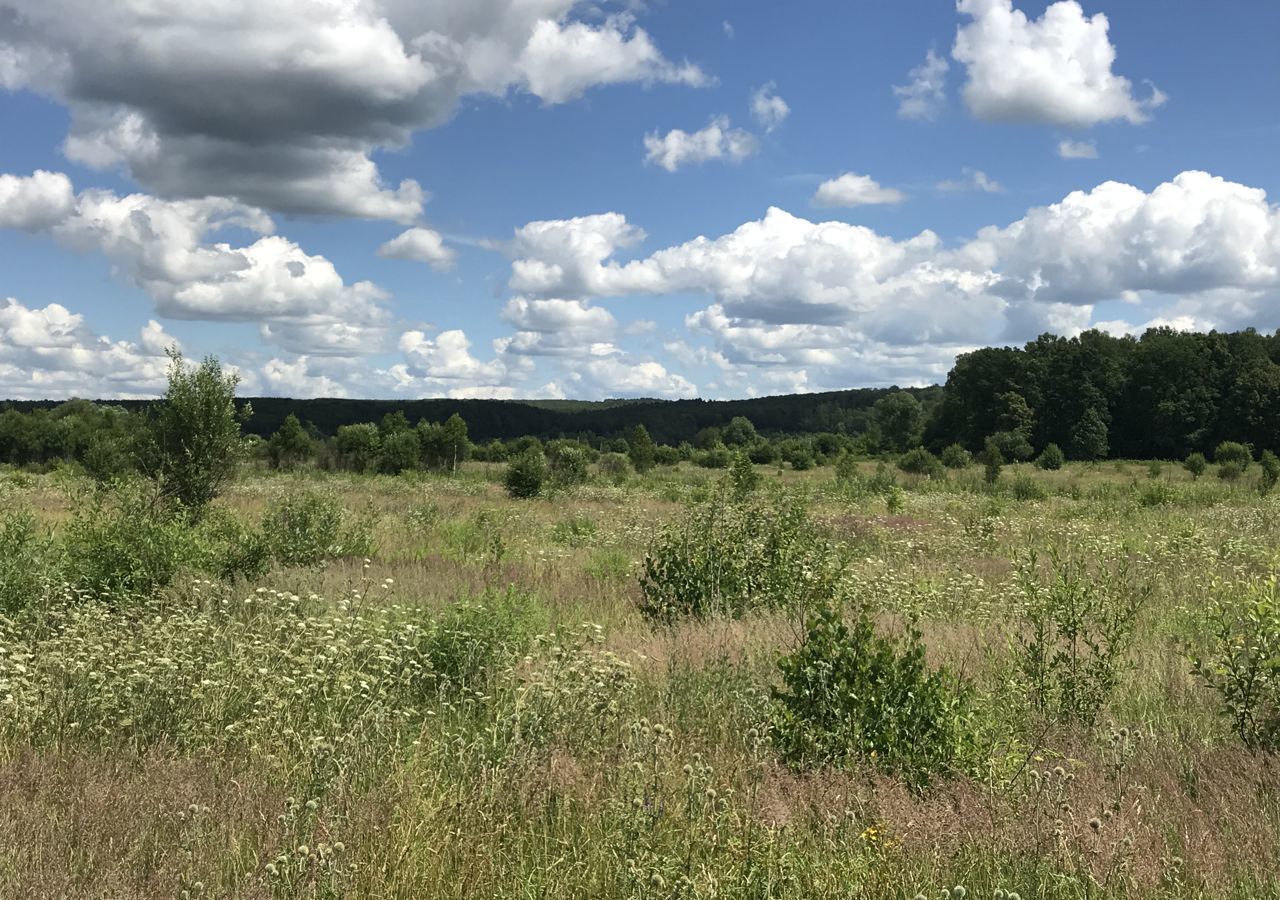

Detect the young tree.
[
  {"left": 144, "top": 351, "right": 247, "bottom": 518},
  {"left": 505, "top": 449, "right": 548, "bottom": 498},
  {"left": 627, "top": 424, "right": 657, "bottom": 473},
  {"left": 267, "top": 413, "right": 313, "bottom": 470},
  {"left": 1036, "top": 443, "right": 1065, "bottom": 471},
  {"left": 379, "top": 429, "right": 421, "bottom": 474},
  {"left": 333, "top": 423, "right": 381, "bottom": 472},
  {"left": 982, "top": 437, "right": 1004, "bottom": 485},
  {"left": 871, "top": 391, "right": 923, "bottom": 454},
  {"left": 1071, "top": 405, "right": 1110, "bottom": 461},
  {"left": 721, "top": 416, "right": 758, "bottom": 447},
  {"left": 1183, "top": 452, "right": 1208, "bottom": 480}
]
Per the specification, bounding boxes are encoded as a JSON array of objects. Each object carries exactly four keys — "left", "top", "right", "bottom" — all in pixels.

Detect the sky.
[{"left": 1, "top": 0, "right": 1278, "bottom": 401}]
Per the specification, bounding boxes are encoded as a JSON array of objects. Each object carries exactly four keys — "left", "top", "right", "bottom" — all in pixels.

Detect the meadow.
[{"left": 2, "top": 449, "right": 1279, "bottom": 900}]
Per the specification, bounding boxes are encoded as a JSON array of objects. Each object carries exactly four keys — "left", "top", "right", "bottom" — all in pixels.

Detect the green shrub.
[
  {"left": 261, "top": 490, "right": 373, "bottom": 566},
  {"left": 1035, "top": 443, "right": 1065, "bottom": 471},
  {"left": 940, "top": 444, "right": 972, "bottom": 469},
  {"left": 1191, "top": 575, "right": 1280, "bottom": 750},
  {"left": 772, "top": 605, "right": 970, "bottom": 787},
  {"left": 982, "top": 437, "right": 1004, "bottom": 485},
  {"left": 1010, "top": 473, "right": 1048, "bottom": 502},
  {"left": 1214, "top": 441, "right": 1253, "bottom": 467},
  {"left": 504, "top": 450, "right": 548, "bottom": 498},
  {"left": 0, "top": 509, "right": 61, "bottom": 613},
  {"left": 898, "top": 447, "right": 943, "bottom": 478},
  {"left": 191, "top": 507, "right": 272, "bottom": 581},
  {"left": 639, "top": 494, "right": 846, "bottom": 620},
  {"left": 1218, "top": 460, "right": 1246, "bottom": 482},
  {"left": 695, "top": 447, "right": 731, "bottom": 469},
  {"left": 546, "top": 441, "right": 590, "bottom": 488},
  {"left": 1260, "top": 450, "right": 1280, "bottom": 494},
  {"left": 379, "top": 429, "right": 421, "bottom": 474},
  {"left": 550, "top": 515, "right": 598, "bottom": 547},
  {"left": 62, "top": 484, "right": 191, "bottom": 600},
  {"left": 1014, "top": 552, "right": 1149, "bottom": 726},
  {"left": 596, "top": 452, "right": 630, "bottom": 484},
  {"left": 1183, "top": 452, "right": 1208, "bottom": 479},
  {"left": 727, "top": 451, "right": 760, "bottom": 499},
  {"left": 413, "top": 588, "right": 542, "bottom": 696}
]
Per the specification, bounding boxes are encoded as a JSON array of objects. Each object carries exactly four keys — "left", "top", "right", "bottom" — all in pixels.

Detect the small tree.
[
  {"left": 144, "top": 350, "right": 247, "bottom": 518},
  {"left": 871, "top": 391, "right": 924, "bottom": 453},
  {"left": 982, "top": 437, "right": 1004, "bottom": 485},
  {"left": 1183, "top": 452, "right": 1208, "bottom": 480},
  {"left": 1036, "top": 443, "right": 1065, "bottom": 471},
  {"left": 897, "top": 446, "right": 943, "bottom": 478},
  {"left": 727, "top": 451, "right": 760, "bottom": 499},
  {"left": 1215, "top": 441, "right": 1253, "bottom": 468},
  {"left": 627, "top": 424, "right": 657, "bottom": 473},
  {"left": 1072, "top": 405, "right": 1110, "bottom": 461},
  {"left": 333, "top": 423, "right": 381, "bottom": 472},
  {"left": 940, "top": 443, "right": 971, "bottom": 469},
  {"left": 1260, "top": 450, "right": 1280, "bottom": 494},
  {"left": 721, "top": 416, "right": 758, "bottom": 447},
  {"left": 379, "top": 429, "right": 420, "bottom": 474},
  {"left": 267, "top": 413, "right": 313, "bottom": 470},
  {"left": 505, "top": 449, "right": 548, "bottom": 498}
]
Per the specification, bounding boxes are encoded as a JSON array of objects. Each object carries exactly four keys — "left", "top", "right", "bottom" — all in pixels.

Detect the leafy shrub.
[
  {"left": 0, "top": 509, "right": 61, "bottom": 613},
  {"left": 898, "top": 447, "right": 944, "bottom": 478},
  {"left": 1218, "top": 460, "right": 1246, "bottom": 482},
  {"left": 1036, "top": 443, "right": 1065, "bottom": 471},
  {"left": 1135, "top": 480, "right": 1176, "bottom": 508},
  {"left": 748, "top": 441, "right": 781, "bottom": 465},
  {"left": 727, "top": 451, "right": 760, "bottom": 499},
  {"left": 413, "top": 588, "right": 542, "bottom": 696},
  {"left": 261, "top": 490, "right": 373, "bottom": 566},
  {"left": 1260, "top": 450, "right": 1280, "bottom": 494},
  {"left": 1191, "top": 575, "right": 1280, "bottom": 750},
  {"left": 772, "top": 605, "right": 970, "bottom": 787},
  {"left": 191, "top": 507, "right": 272, "bottom": 581},
  {"left": 504, "top": 450, "right": 548, "bottom": 498},
  {"left": 1214, "top": 441, "right": 1253, "bottom": 467},
  {"left": 695, "top": 447, "right": 731, "bottom": 469},
  {"left": 1014, "top": 552, "right": 1149, "bottom": 725},
  {"left": 982, "top": 437, "right": 1004, "bottom": 485},
  {"left": 596, "top": 452, "right": 630, "bottom": 484},
  {"left": 379, "top": 429, "right": 421, "bottom": 474},
  {"left": 546, "top": 441, "right": 590, "bottom": 488},
  {"left": 62, "top": 484, "right": 192, "bottom": 600},
  {"left": 639, "top": 494, "right": 846, "bottom": 620},
  {"left": 1010, "top": 473, "right": 1048, "bottom": 502},
  {"left": 940, "top": 444, "right": 972, "bottom": 469},
  {"left": 1183, "top": 452, "right": 1207, "bottom": 479}
]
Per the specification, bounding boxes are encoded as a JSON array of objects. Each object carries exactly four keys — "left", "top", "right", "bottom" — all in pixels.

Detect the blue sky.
[{"left": 1, "top": 0, "right": 1278, "bottom": 399}]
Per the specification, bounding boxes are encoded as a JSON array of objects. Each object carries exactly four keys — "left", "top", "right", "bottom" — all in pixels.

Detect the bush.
[
  {"left": 546, "top": 441, "right": 590, "bottom": 488},
  {"left": 1218, "top": 460, "right": 1246, "bottom": 482},
  {"left": 897, "top": 447, "right": 943, "bottom": 478},
  {"left": 191, "top": 508, "right": 272, "bottom": 581},
  {"left": 748, "top": 441, "right": 780, "bottom": 465},
  {"left": 1010, "top": 474, "right": 1048, "bottom": 501},
  {"left": 596, "top": 452, "right": 630, "bottom": 484},
  {"left": 940, "top": 444, "right": 972, "bottom": 469},
  {"left": 1214, "top": 441, "right": 1253, "bottom": 467},
  {"left": 261, "top": 490, "right": 374, "bottom": 566},
  {"left": 1183, "top": 451, "right": 1208, "bottom": 479},
  {"left": 504, "top": 450, "right": 548, "bottom": 499},
  {"left": 727, "top": 451, "right": 760, "bottom": 499},
  {"left": 379, "top": 429, "right": 421, "bottom": 474},
  {"left": 1191, "top": 576, "right": 1280, "bottom": 750},
  {"left": 639, "top": 494, "right": 846, "bottom": 620},
  {"left": 1014, "top": 552, "right": 1149, "bottom": 726},
  {"left": 62, "top": 484, "right": 192, "bottom": 600},
  {"left": 982, "top": 437, "right": 1004, "bottom": 485},
  {"left": 1260, "top": 450, "right": 1280, "bottom": 493},
  {"left": 772, "top": 605, "right": 970, "bottom": 787},
  {"left": 0, "top": 509, "right": 60, "bottom": 613},
  {"left": 695, "top": 447, "right": 731, "bottom": 469},
  {"left": 1035, "top": 443, "right": 1065, "bottom": 471},
  {"left": 413, "top": 588, "right": 542, "bottom": 696}
]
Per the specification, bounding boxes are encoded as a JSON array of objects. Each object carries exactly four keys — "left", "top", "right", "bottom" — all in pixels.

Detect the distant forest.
[{"left": 3, "top": 327, "right": 1279, "bottom": 465}]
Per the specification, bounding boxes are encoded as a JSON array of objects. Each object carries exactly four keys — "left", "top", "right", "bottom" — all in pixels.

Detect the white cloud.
[
  {"left": 0, "top": 171, "right": 389, "bottom": 354},
  {"left": 377, "top": 227, "right": 457, "bottom": 270},
  {"left": 398, "top": 328, "right": 513, "bottom": 390},
  {"left": 893, "top": 49, "right": 950, "bottom": 121},
  {"left": 501, "top": 297, "right": 617, "bottom": 356},
  {"left": 812, "top": 173, "right": 906, "bottom": 208},
  {"left": 1057, "top": 139, "right": 1099, "bottom": 159},
  {"left": 750, "top": 82, "right": 790, "bottom": 132},
  {"left": 722, "top": 21, "right": 735, "bottom": 39},
  {"left": 953, "top": 0, "right": 1166, "bottom": 127},
  {"left": 643, "top": 116, "right": 758, "bottom": 172},
  {"left": 509, "top": 212, "right": 649, "bottom": 297},
  {"left": 0, "top": 0, "right": 706, "bottom": 219},
  {"left": 571, "top": 357, "right": 697, "bottom": 399},
  {"left": 937, "top": 168, "right": 1004, "bottom": 193},
  {"left": 0, "top": 297, "right": 172, "bottom": 398}
]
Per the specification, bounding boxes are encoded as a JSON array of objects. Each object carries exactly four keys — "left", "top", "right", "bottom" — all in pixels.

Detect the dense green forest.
[{"left": 2, "top": 327, "right": 1278, "bottom": 472}]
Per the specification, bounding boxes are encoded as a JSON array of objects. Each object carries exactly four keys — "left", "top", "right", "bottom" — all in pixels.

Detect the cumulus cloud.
[
  {"left": 953, "top": 0, "right": 1166, "bottom": 127},
  {"left": 0, "top": 297, "right": 173, "bottom": 398},
  {"left": 505, "top": 170, "right": 1280, "bottom": 388},
  {"left": 397, "top": 328, "right": 517, "bottom": 394},
  {"left": 377, "top": 227, "right": 457, "bottom": 270},
  {"left": 893, "top": 49, "right": 950, "bottom": 121},
  {"left": 812, "top": 173, "right": 906, "bottom": 208},
  {"left": 1057, "top": 139, "right": 1099, "bottom": 159},
  {"left": 501, "top": 296, "right": 618, "bottom": 356},
  {"left": 0, "top": 0, "right": 706, "bottom": 219},
  {"left": 0, "top": 171, "right": 389, "bottom": 354},
  {"left": 937, "top": 168, "right": 1004, "bottom": 193},
  {"left": 750, "top": 82, "right": 790, "bottom": 132},
  {"left": 569, "top": 356, "right": 697, "bottom": 399},
  {"left": 643, "top": 116, "right": 758, "bottom": 172}
]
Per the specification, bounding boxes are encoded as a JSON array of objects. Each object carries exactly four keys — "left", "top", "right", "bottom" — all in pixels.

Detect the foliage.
[
  {"left": 772, "top": 605, "right": 971, "bottom": 787},
  {"left": 627, "top": 424, "right": 657, "bottom": 473},
  {"left": 379, "top": 429, "right": 421, "bottom": 474},
  {"left": 545, "top": 440, "right": 590, "bottom": 488},
  {"left": 190, "top": 507, "right": 272, "bottom": 582},
  {"left": 1035, "top": 443, "right": 1065, "bottom": 471},
  {"left": 267, "top": 413, "right": 313, "bottom": 470},
  {"left": 418, "top": 413, "right": 470, "bottom": 472},
  {"left": 333, "top": 423, "right": 381, "bottom": 472},
  {"left": 940, "top": 443, "right": 972, "bottom": 469},
  {"left": 721, "top": 416, "right": 758, "bottom": 447},
  {"left": 727, "top": 451, "right": 761, "bottom": 499},
  {"left": 897, "top": 446, "right": 944, "bottom": 478},
  {"left": 412, "top": 588, "right": 542, "bottom": 696},
  {"left": 1191, "top": 574, "right": 1280, "bottom": 751},
  {"left": 871, "top": 391, "right": 924, "bottom": 453},
  {"left": 1013, "top": 552, "right": 1149, "bottom": 726},
  {"left": 1183, "top": 451, "right": 1207, "bottom": 479},
  {"left": 596, "top": 452, "right": 630, "bottom": 484},
  {"left": 0, "top": 509, "right": 60, "bottom": 613},
  {"left": 1071, "top": 404, "right": 1110, "bottom": 461},
  {"left": 504, "top": 449, "right": 548, "bottom": 499},
  {"left": 639, "top": 493, "right": 846, "bottom": 620},
  {"left": 1217, "top": 460, "right": 1246, "bottom": 482},
  {"left": 142, "top": 351, "right": 246, "bottom": 518},
  {"left": 982, "top": 437, "right": 1004, "bottom": 485},
  {"left": 1260, "top": 450, "right": 1280, "bottom": 493},
  {"left": 1214, "top": 441, "right": 1253, "bottom": 467},
  {"left": 695, "top": 446, "right": 731, "bottom": 469},
  {"left": 261, "top": 490, "right": 374, "bottom": 566}
]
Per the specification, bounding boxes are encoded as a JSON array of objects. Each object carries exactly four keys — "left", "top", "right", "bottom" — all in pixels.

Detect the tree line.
[{"left": 1, "top": 327, "right": 1277, "bottom": 474}]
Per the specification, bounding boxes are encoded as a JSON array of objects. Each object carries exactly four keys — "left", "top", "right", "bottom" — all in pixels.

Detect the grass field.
[{"left": 2, "top": 458, "right": 1279, "bottom": 899}]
